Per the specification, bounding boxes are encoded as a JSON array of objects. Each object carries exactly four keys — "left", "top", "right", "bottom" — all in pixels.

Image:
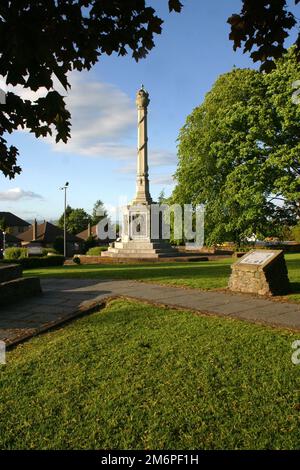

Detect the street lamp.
[
  {"left": 2, "top": 231, "right": 6, "bottom": 258},
  {"left": 60, "top": 182, "right": 69, "bottom": 257}
]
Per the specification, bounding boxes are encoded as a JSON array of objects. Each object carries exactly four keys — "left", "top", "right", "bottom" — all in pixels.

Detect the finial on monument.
[{"left": 136, "top": 84, "right": 150, "bottom": 108}]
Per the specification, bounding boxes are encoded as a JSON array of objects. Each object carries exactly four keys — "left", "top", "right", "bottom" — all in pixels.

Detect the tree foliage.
[
  {"left": 58, "top": 199, "right": 109, "bottom": 234},
  {"left": 0, "top": 0, "right": 182, "bottom": 178},
  {"left": 58, "top": 205, "right": 91, "bottom": 234},
  {"left": 172, "top": 48, "right": 300, "bottom": 245},
  {"left": 228, "top": 0, "right": 300, "bottom": 72}
]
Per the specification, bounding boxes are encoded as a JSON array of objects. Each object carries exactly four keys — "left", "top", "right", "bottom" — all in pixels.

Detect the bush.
[
  {"left": 83, "top": 236, "right": 98, "bottom": 253},
  {"left": 4, "top": 247, "right": 28, "bottom": 260},
  {"left": 73, "top": 256, "right": 81, "bottom": 264},
  {"left": 19, "top": 255, "right": 65, "bottom": 269},
  {"left": 42, "top": 248, "right": 58, "bottom": 256},
  {"left": 86, "top": 246, "right": 108, "bottom": 256},
  {"left": 292, "top": 224, "right": 300, "bottom": 243}
]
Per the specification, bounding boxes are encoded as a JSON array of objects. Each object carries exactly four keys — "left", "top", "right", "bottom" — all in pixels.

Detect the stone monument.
[
  {"left": 229, "top": 249, "right": 290, "bottom": 296},
  {"left": 103, "top": 86, "right": 177, "bottom": 259}
]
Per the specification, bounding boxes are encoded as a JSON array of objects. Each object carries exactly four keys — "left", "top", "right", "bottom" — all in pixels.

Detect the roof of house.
[
  {"left": 0, "top": 212, "right": 30, "bottom": 227},
  {"left": 76, "top": 225, "right": 98, "bottom": 240},
  {"left": 17, "top": 221, "right": 82, "bottom": 244}
]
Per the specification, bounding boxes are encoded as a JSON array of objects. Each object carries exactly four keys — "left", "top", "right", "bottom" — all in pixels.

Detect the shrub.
[
  {"left": 42, "top": 248, "right": 58, "bottom": 256},
  {"left": 73, "top": 256, "right": 81, "bottom": 264},
  {"left": 19, "top": 255, "right": 65, "bottom": 269},
  {"left": 4, "top": 247, "right": 28, "bottom": 260},
  {"left": 84, "top": 236, "right": 98, "bottom": 253},
  {"left": 292, "top": 224, "right": 300, "bottom": 243},
  {"left": 86, "top": 246, "right": 108, "bottom": 256}
]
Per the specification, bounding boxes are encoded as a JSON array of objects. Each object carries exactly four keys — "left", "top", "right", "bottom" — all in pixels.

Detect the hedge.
[
  {"left": 86, "top": 246, "right": 108, "bottom": 256},
  {"left": 4, "top": 247, "right": 28, "bottom": 260},
  {"left": 20, "top": 255, "right": 65, "bottom": 269}
]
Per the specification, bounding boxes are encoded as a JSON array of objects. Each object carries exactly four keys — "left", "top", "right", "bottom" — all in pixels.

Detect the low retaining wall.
[
  {"left": 0, "top": 264, "right": 22, "bottom": 283},
  {"left": 0, "top": 277, "right": 42, "bottom": 307},
  {"left": 74, "top": 255, "right": 209, "bottom": 264}
]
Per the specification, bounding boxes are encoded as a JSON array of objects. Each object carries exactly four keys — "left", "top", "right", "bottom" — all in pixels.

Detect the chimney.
[
  {"left": 87, "top": 223, "right": 91, "bottom": 238},
  {"left": 32, "top": 218, "right": 37, "bottom": 241}
]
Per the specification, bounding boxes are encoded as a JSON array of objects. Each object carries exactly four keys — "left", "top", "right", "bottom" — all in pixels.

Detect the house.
[
  {"left": 76, "top": 223, "right": 99, "bottom": 241},
  {"left": 0, "top": 211, "right": 30, "bottom": 236},
  {"left": 17, "top": 220, "right": 82, "bottom": 256}
]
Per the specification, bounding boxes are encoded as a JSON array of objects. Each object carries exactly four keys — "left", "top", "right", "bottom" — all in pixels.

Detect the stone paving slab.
[{"left": 1, "top": 278, "right": 300, "bottom": 347}]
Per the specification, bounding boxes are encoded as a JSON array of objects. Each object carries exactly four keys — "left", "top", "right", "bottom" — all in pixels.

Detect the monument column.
[
  {"left": 132, "top": 85, "right": 152, "bottom": 205},
  {"left": 102, "top": 85, "right": 177, "bottom": 258}
]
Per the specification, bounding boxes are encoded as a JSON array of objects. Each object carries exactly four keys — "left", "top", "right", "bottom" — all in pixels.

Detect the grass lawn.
[
  {"left": 24, "top": 253, "right": 300, "bottom": 301},
  {"left": 0, "top": 299, "right": 300, "bottom": 450}
]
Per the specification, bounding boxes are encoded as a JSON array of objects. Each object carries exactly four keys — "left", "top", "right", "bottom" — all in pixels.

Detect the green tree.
[
  {"left": 57, "top": 204, "right": 73, "bottom": 230},
  {"left": 228, "top": 0, "right": 300, "bottom": 72},
  {"left": 66, "top": 208, "right": 91, "bottom": 235},
  {"left": 172, "top": 49, "right": 300, "bottom": 246},
  {"left": 58, "top": 206, "right": 91, "bottom": 235},
  {"left": 0, "top": 0, "right": 182, "bottom": 178},
  {"left": 91, "top": 200, "right": 108, "bottom": 226}
]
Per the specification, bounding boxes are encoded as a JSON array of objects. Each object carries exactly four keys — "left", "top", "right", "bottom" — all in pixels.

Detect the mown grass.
[
  {"left": 0, "top": 299, "right": 300, "bottom": 450},
  {"left": 24, "top": 253, "right": 300, "bottom": 300},
  {"left": 24, "top": 257, "right": 232, "bottom": 289}
]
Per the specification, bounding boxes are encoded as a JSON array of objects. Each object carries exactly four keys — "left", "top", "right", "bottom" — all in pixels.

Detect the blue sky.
[{"left": 0, "top": 0, "right": 297, "bottom": 222}]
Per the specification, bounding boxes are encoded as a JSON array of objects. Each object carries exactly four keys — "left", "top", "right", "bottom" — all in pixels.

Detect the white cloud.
[
  {"left": 117, "top": 150, "right": 177, "bottom": 175},
  {"left": 0, "top": 188, "right": 43, "bottom": 201},
  {"left": 152, "top": 176, "right": 175, "bottom": 186},
  {"left": 60, "top": 78, "right": 136, "bottom": 152},
  {"left": 6, "top": 72, "right": 176, "bottom": 173}
]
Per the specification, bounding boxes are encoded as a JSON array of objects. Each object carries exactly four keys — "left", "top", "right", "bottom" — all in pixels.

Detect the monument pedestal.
[
  {"left": 103, "top": 203, "right": 178, "bottom": 259},
  {"left": 104, "top": 240, "right": 178, "bottom": 259}
]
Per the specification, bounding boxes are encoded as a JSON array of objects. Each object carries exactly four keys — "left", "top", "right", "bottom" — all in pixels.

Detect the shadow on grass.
[{"left": 289, "top": 282, "right": 300, "bottom": 295}]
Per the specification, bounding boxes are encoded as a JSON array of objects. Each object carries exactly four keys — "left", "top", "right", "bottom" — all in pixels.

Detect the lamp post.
[
  {"left": 2, "top": 231, "right": 6, "bottom": 258},
  {"left": 60, "top": 182, "right": 69, "bottom": 257}
]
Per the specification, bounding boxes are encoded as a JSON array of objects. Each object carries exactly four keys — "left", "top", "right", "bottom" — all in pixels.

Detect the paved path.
[{"left": 1, "top": 278, "right": 300, "bottom": 346}]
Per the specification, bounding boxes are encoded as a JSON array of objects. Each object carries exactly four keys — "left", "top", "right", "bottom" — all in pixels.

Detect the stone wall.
[
  {"left": 0, "top": 263, "right": 42, "bottom": 307},
  {"left": 229, "top": 250, "right": 290, "bottom": 296},
  {"left": 0, "top": 264, "right": 22, "bottom": 283}
]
